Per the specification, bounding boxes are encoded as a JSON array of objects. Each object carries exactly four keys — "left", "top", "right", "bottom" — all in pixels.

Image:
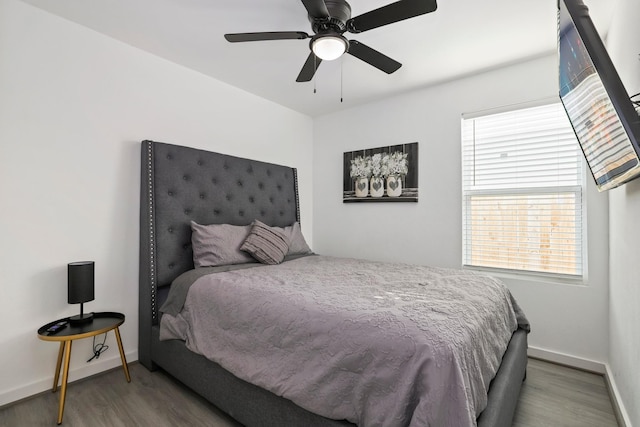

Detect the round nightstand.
[{"left": 37, "top": 312, "right": 131, "bottom": 425}]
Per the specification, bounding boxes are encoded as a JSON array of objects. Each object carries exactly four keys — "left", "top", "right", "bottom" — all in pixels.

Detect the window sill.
[{"left": 462, "top": 264, "right": 588, "bottom": 287}]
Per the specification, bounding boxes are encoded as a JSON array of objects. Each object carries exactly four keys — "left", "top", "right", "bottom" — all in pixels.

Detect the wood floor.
[
  {"left": 512, "top": 358, "right": 619, "bottom": 427},
  {"left": 0, "top": 358, "right": 619, "bottom": 427}
]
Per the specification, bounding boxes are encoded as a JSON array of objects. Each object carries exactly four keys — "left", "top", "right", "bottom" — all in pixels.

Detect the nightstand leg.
[
  {"left": 52, "top": 342, "right": 65, "bottom": 392},
  {"left": 114, "top": 327, "right": 130, "bottom": 382},
  {"left": 57, "top": 340, "right": 72, "bottom": 425}
]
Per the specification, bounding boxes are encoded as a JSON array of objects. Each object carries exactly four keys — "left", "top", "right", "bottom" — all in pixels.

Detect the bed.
[{"left": 139, "top": 140, "right": 530, "bottom": 427}]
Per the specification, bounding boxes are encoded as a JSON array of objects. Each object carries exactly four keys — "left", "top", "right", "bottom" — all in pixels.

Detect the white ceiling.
[{"left": 20, "top": 0, "right": 617, "bottom": 117}]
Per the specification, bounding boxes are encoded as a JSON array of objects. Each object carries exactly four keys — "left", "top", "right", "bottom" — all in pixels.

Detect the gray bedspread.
[{"left": 160, "top": 255, "right": 528, "bottom": 427}]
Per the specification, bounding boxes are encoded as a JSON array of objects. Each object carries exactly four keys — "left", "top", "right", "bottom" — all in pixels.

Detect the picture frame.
[{"left": 343, "top": 142, "right": 418, "bottom": 203}]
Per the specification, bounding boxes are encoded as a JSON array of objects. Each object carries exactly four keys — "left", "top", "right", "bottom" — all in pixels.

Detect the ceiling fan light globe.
[{"left": 312, "top": 36, "right": 347, "bottom": 61}]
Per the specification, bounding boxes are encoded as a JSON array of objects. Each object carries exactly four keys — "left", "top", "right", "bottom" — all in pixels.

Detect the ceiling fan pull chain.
[
  {"left": 313, "top": 54, "right": 317, "bottom": 94},
  {"left": 340, "top": 57, "right": 344, "bottom": 103}
]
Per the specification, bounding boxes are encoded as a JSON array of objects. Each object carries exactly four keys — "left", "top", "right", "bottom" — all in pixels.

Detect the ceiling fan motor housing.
[{"left": 309, "top": 0, "right": 352, "bottom": 34}]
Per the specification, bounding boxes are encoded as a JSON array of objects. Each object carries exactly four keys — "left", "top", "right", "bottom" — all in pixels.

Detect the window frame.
[{"left": 461, "top": 101, "right": 588, "bottom": 282}]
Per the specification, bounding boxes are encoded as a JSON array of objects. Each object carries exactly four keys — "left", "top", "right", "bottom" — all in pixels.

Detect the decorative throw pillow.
[
  {"left": 240, "top": 220, "right": 290, "bottom": 265},
  {"left": 191, "top": 221, "right": 255, "bottom": 268},
  {"left": 277, "top": 222, "right": 313, "bottom": 255}
]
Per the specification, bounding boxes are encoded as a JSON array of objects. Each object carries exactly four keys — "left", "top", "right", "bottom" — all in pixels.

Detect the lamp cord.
[{"left": 87, "top": 333, "right": 109, "bottom": 362}]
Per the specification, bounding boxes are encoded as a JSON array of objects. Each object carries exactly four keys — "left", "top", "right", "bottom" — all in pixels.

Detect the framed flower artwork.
[{"left": 343, "top": 142, "right": 418, "bottom": 203}]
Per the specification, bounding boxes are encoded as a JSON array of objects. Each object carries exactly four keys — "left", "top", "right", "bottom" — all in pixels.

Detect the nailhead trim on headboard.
[
  {"left": 146, "top": 141, "right": 158, "bottom": 323},
  {"left": 294, "top": 168, "right": 301, "bottom": 224}
]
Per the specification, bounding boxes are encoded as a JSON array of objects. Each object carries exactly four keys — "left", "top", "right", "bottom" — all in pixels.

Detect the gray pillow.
[
  {"left": 191, "top": 221, "right": 255, "bottom": 268},
  {"left": 240, "top": 220, "right": 289, "bottom": 265},
  {"left": 277, "top": 222, "right": 313, "bottom": 255}
]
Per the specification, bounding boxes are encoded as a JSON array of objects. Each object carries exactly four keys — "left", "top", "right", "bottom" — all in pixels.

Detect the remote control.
[{"left": 46, "top": 321, "right": 68, "bottom": 334}]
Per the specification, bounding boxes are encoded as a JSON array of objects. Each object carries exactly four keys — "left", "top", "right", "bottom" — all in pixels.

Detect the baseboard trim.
[
  {"left": 0, "top": 350, "right": 138, "bottom": 408},
  {"left": 604, "top": 364, "right": 632, "bottom": 427},
  {"left": 527, "top": 346, "right": 606, "bottom": 374}
]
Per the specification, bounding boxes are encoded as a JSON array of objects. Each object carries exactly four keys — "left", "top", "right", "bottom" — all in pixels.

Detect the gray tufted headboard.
[{"left": 139, "top": 140, "right": 300, "bottom": 367}]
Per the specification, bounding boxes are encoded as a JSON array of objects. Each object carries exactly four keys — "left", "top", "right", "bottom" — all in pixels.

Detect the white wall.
[
  {"left": 0, "top": 0, "right": 313, "bottom": 406},
  {"left": 313, "top": 54, "right": 611, "bottom": 367},
  {"left": 606, "top": 0, "right": 640, "bottom": 424}
]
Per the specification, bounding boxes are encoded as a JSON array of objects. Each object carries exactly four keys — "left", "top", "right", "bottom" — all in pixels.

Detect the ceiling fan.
[{"left": 224, "top": 0, "right": 438, "bottom": 82}]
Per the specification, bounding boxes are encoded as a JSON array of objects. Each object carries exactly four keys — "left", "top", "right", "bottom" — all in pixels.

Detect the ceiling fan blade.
[
  {"left": 300, "top": 0, "right": 330, "bottom": 18},
  {"left": 347, "top": 0, "right": 437, "bottom": 33},
  {"left": 224, "top": 32, "right": 310, "bottom": 42},
  {"left": 296, "top": 52, "right": 323, "bottom": 82},
  {"left": 347, "top": 40, "right": 401, "bottom": 74}
]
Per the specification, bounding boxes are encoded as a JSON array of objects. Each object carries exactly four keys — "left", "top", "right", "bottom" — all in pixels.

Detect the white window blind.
[{"left": 462, "top": 103, "right": 584, "bottom": 277}]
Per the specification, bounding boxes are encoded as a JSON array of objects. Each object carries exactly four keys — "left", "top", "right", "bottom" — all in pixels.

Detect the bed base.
[
  {"left": 150, "top": 326, "right": 352, "bottom": 427},
  {"left": 146, "top": 327, "right": 526, "bottom": 427}
]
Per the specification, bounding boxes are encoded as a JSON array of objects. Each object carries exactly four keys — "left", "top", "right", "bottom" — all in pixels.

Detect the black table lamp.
[{"left": 68, "top": 261, "right": 95, "bottom": 325}]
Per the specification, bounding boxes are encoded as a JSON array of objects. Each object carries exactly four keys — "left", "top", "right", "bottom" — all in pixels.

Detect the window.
[{"left": 461, "top": 103, "right": 585, "bottom": 277}]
